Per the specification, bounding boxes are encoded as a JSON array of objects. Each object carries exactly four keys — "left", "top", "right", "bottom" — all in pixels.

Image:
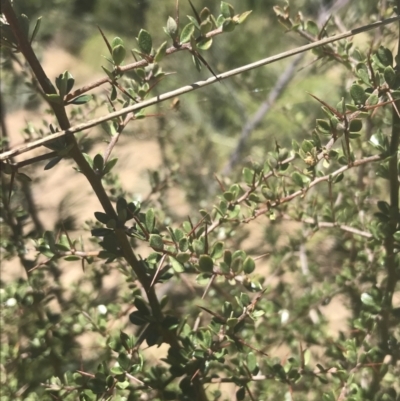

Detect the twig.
[
  {"left": 281, "top": 214, "right": 373, "bottom": 238},
  {"left": 245, "top": 154, "right": 383, "bottom": 222},
  {"left": 102, "top": 112, "right": 134, "bottom": 164}
]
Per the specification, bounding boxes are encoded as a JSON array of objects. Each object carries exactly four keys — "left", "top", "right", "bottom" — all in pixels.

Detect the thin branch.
[
  {"left": 102, "top": 113, "right": 134, "bottom": 164},
  {"left": 281, "top": 214, "right": 373, "bottom": 238},
  {"left": 1, "top": 15, "right": 399, "bottom": 162},
  {"left": 245, "top": 154, "right": 383, "bottom": 222}
]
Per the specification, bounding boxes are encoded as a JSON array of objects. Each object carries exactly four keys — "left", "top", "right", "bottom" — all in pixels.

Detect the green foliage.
[{"left": 1, "top": 1, "right": 399, "bottom": 401}]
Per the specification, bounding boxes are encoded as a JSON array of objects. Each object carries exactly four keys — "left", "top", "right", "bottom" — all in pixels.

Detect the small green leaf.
[
  {"left": 350, "top": 84, "right": 367, "bottom": 105},
  {"left": 242, "top": 167, "right": 254, "bottom": 185},
  {"left": 306, "top": 20, "right": 318, "bottom": 36},
  {"left": 356, "top": 64, "right": 370, "bottom": 85},
  {"left": 243, "top": 256, "right": 255, "bottom": 274},
  {"left": 83, "top": 153, "right": 93, "bottom": 168},
  {"left": 101, "top": 66, "right": 114, "bottom": 80},
  {"left": 69, "top": 94, "right": 92, "bottom": 105},
  {"left": 349, "top": 119, "right": 362, "bottom": 132},
  {"left": 149, "top": 234, "right": 163, "bottom": 250},
  {"left": 165, "top": 17, "right": 178, "bottom": 39},
  {"left": 116, "top": 197, "right": 128, "bottom": 222},
  {"left": 222, "top": 18, "right": 236, "bottom": 32},
  {"left": 154, "top": 41, "right": 167, "bottom": 62},
  {"left": 171, "top": 257, "right": 185, "bottom": 272},
  {"left": 94, "top": 212, "right": 110, "bottom": 225},
  {"left": 301, "top": 139, "right": 314, "bottom": 153},
  {"left": 292, "top": 172, "right": 304, "bottom": 188},
  {"left": 30, "top": 16, "right": 42, "bottom": 44},
  {"left": 18, "top": 14, "right": 30, "bottom": 40},
  {"left": 211, "top": 241, "right": 224, "bottom": 259},
  {"left": 231, "top": 257, "right": 243, "bottom": 273},
  {"left": 235, "top": 10, "right": 252, "bottom": 24},
  {"left": 221, "top": 2, "right": 234, "bottom": 18},
  {"left": 64, "top": 255, "right": 80, "bottom": 261},
  {"left": 197, "top": 37, "right": 212, "bottom": 50},
  {"left": 111, "top": 37, "right": 124, "bottom": 48},
  {"left": 134, "top": 297, "right": 150, "bottom": 315},
  {"left": 223, "top": 250, "right": 232, "bottom": 266},
  {"left": 16, "top": 173, "right": 32, "bottom": 182},
  {"left": 187, "top": 15, "right": 200, "bottom": 29},
  {"left": 384, "top": 66, "right": 397, "bottom": 88},
  {"left": 103, "top": 158, "right": 118, "bottom": 175},
  {"left": 112, "top": 44, "right": 126, "bottom": 66},
  {"left": 247, "top": 352, "right": 257, "bottom": 373},
  {"left": 138, "top": 29, "right": 152, "bottom": 54},
  {"left": 180, "top": 23, "right": 194, "bottom": 44},
  {"left": 192, "top": 54, "right": 202, "bottom": 71},
  {"left": 44, "top": 156, "right": 62, "bottom": 170},
  {"left": 129, "top": 311, "right": 148, "bottom": 326},
  {"left": 93, "top": 154, "right": 104, "bottom": 172},
  {"left": 174, "top": 228, "right": 185, "bottom": 241},
  {"left": 65, "top": 71, "right": 75, "bottom": 94},
  {"left": 145, "top": 208, "right": 155, "bottom": 233},
  {"left": 360, "top": 293, "right": 375, "bottom": 307},
  {"left": 334, "top": 173, "right": 344, "bottom": 184},
  {"left": 200, "top": 7, "right": 211, "bottom": 21},
  {"left": 193, "top": 239, "right": 204, "bottom": 256},
  {"left": 175, "top": 252, "right": 190, "bottom": 264},
  {"left": 377, "top": 200, "right": 390, "bottom": 215},
  {"left": 106, "top": 219, "right": 117, "bottom": 229},
  {"left": 376, "top": 46, "right": 393, "bottom": 67},
  {"left": 236, "top": 387, "right": 245, "bottom": 401},
  {"left": 55, "top": 72, "right": 67, "bottom": 98},
  {"left": 316, "top": 119, "right": 330, "bottom": 134},
  {"left": 45, "top": 94, "right": 63, "bottom": 104},
  {"left": 200, "top": 19, "right": 212, "bottom": 35},
  {"left": 198, "top": 255, "right": 214, "bottom": 273},
  {"left": 366, "top": 93, "right": 379, "bottom": 106},
  {"left": 179, "top": 237, "right": 189, "bottom": 252}
]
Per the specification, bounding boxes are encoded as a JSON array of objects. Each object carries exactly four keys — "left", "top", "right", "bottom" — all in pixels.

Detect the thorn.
[{"left": 97, "top": 26, "right": 112, "bottom": 55}]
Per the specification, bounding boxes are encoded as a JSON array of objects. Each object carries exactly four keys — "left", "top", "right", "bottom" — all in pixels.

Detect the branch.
[
  {"left": 246, "top": 154, "right": 383, "bottom": 222},
  {"left": 281, "top": 214, "right": 373, "bottom": 238},
  {"left": 1, "top": 15, "right": 399, "bottom": 162},
  {"left": 380, "top": 0, "right": 400, "bottom": 352}
]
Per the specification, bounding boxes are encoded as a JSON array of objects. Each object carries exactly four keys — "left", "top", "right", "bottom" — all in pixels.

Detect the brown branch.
[
  {"left": 281, "top": 214, "right": 373, "bottom": 238},
  {"left": 379, "top": 0, "right": 400, "bottom": 353},
  {"left": 246, "top": 154, "right": 383, "bottom": 222}
]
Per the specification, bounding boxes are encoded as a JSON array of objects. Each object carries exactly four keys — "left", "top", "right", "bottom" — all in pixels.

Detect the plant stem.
[{"left": 380, "top": 1, "right": 400, "bottom": 352}]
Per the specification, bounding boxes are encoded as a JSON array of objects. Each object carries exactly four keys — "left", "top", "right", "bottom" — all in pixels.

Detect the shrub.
[{"left": 1, "top": 1, "right": 399, "bottom": 400}]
